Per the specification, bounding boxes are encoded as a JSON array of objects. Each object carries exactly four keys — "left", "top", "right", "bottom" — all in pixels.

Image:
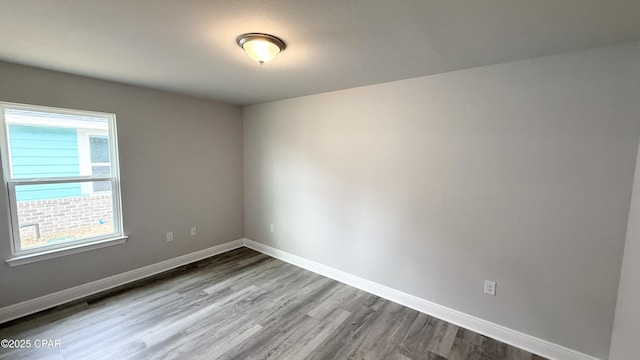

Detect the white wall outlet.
[
  {"left": 166, "top": 232, "right": 174, "bottom": 242},
  {"left": 270, "top": 224, "right": 275, "bottom": 233},
  {"left": 191, "top": 227, "right": 197, "bottom": 236},
  {"left": 484, "top": 280, "right": 497, "bottom": 296}
]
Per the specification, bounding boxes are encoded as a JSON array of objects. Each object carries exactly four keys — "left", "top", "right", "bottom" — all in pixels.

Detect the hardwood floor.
[{"left": 0, "top": 248, "right": 547, "bottom": 360}]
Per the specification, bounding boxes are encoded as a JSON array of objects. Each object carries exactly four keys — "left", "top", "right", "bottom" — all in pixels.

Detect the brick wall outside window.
[{"left": 17, "top": 194, "right": 113, "bottom": 235}]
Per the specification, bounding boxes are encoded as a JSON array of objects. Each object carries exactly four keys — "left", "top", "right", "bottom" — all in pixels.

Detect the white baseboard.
[
  {"left": 243, "top": 238, "right": 601, "bottom": 360},
  {"left": 0, "top": 238, "right": 244, "bottom": 324},
  {"left": 0, "top": 237, "right": 601, "bottom": 360}
]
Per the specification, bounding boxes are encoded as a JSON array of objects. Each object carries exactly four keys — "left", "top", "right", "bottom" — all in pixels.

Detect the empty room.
[{"left": 0, "top": 1, "right": 639, "bottom": 360}]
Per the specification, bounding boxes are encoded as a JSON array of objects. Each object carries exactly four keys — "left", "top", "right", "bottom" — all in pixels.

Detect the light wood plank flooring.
[{"left": 0, "top": 248, "right": 547, "bottom": 360}]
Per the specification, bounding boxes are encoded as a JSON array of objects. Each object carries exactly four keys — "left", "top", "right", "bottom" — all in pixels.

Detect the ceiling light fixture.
[{"left": 236, "top": 33, "right": 286, "bottom": 65}]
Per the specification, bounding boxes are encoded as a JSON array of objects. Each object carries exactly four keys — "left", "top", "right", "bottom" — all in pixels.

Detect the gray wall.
[
  {"left": 609, "top": 141, "right": 640, "bottom": 359},
  {"left": 0, "top": 61, "right": 243, "bottom": 307},
  {"left": 243, "top": 42, "right": 640, "bottom": 358}
]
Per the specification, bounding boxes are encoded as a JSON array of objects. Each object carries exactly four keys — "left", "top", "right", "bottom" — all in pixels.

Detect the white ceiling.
[{"left": 0, "top": 1, "right": 639, "bottom": 105}]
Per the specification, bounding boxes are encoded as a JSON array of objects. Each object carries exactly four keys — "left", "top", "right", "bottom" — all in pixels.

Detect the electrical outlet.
[
  {"left": 484, "top": 280, "right": 497, "bottom": 296},
  {"left": 191, "top": 227, "right": 197, "bottom": 236},
  {"left": 166, "top": 232, "right": 174, "bottom": 242},
  {"left": 270, "top": 224, "right": 275, "bottom": 233}
]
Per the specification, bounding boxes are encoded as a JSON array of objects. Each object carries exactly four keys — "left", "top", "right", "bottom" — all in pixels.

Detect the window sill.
[{"left": 5, "top": 236, "right": 128, "bottom": 267}]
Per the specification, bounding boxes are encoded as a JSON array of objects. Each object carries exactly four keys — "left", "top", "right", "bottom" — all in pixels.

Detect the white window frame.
[{"left": 0, "top": 102, "right": 126, "bottom": 266}]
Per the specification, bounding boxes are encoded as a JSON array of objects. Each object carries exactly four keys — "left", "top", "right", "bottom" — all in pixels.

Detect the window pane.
[
  {"left": 92, "top": 166, "right": 112, "bottom": 191},
  {"left": 91, "top": 165, "right": 111, "bottom": 176},
  {"left": 4, "top": 109, "right": 109, "bottom": 180},
  {"left": 90, "top": 136, "right": 110, "bottom": 163},
  {"left": 15, "top": 181, "right": 115, "bottom": 250}
]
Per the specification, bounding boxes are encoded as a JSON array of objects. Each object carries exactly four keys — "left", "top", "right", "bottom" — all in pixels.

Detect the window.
[{"left": 0, "top": 102, "right": 125, "bottom": 264}]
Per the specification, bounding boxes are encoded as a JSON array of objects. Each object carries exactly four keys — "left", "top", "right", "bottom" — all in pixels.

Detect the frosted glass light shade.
[
  {"left": 236, "top": 33, "right": 286, "bottom": 65},
  {"left": 242, "top": 39, "right": 281, "bottom": 64}
]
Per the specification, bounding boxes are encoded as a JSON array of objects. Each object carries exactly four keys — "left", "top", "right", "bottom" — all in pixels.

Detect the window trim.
[
  {"left": 5, "top": 236, "right": 128, "bottom": 267},
  {"left": 0, "top": 101, "right": 125, "bottom": 262}
]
